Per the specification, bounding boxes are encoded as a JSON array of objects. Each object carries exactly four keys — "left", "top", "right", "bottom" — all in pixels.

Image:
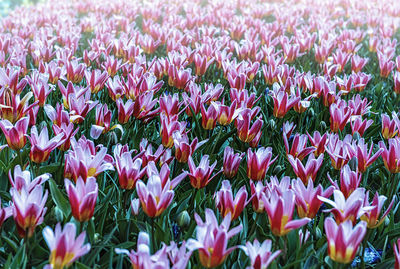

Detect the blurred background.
[{"left": 0, "top": 0, "right": 40, "bottom": 16}]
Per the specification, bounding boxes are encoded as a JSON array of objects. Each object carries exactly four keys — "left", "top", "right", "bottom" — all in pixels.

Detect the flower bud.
[{"left": 177, "top": 210, "right": 190, "bottom": 228}]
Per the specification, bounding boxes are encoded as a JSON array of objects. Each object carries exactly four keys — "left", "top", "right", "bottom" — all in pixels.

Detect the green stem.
[
  {"left": 360, "top": 229, "right": 372, "bottom": 269},
  {"left": 151, "top": 217, "right": 156, "bottom": 253},
  {"left": 249, "top": 213, "right": 259, "bottom": 238}
]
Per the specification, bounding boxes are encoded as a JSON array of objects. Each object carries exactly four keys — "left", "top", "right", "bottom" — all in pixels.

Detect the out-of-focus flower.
[
  {"left": 247, "top": 147, "right": 277, "bottom": 181},
  {"left": 166, "top": 241, "right": 192, "bottom": 269},
  {"left": 0, "top": 116, "right": 29, "bottom": 150},
  {"left": 361, "top": 191, "right": 394, "bottom": 229},
  {"left": 215, "top": 180, "right": 248, "bottom": 220},
  {"left": 240, "top": 239, "right": 281, "bottom": 269},
  {"left": 292, "top": 178, "right": 334, "bottom": 219},
  {"left": 65, "top": 177, "right": 98, "bottom": 222},
  {"left": 131, "top": 198, "right": 140, "bottom": 216},
  {"left": 28, "top": 125, "right": 65, "bottom": 163},
  {"left": 324, "top": 217, "right": 367, "bottom": 264},
  {"left": 115, "top": 232, "right": 169, "bottom": 268},
  {"left": 262, "top": 189, "right": 310, "bottom": 236},
  {"left": 187, "top": 155, "right": 220, "bottom": 189},
  {"left": 11, "top": 185, "right": 48, "bottom": 237},
  {"left": 43, "top": 222, "right": 90, "bottom": 269},
  {"left": 223, "top": 146, "right": 244, "bottom": 178},
  {"left": 394, "top": 238, "right": 400, "bottom": 269},
  {"left": 187, "top": 208, "right": 242, "bottom": 268}
]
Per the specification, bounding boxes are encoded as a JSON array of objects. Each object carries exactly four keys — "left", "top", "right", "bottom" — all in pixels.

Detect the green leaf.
[{"left": 48, "top": 178, "right": 71, "bottom": 217}]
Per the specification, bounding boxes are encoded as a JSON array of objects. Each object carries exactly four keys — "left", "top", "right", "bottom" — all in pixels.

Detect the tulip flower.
[
  {"left": 65, "top": 177, "right": 98, "bottom": 222},
  {"left": 329, "top": 101, "right": 352, "bottom": 132},
  {"left": 136, "top": 174, "right": 175, "bottom": 218},
  {"left": 42, "top": 222, "right": 90, "bottom": 269},
  {"left": 215, "top": 100, "right": 238, "bottom": 126},
  {"left": 166, "top": 241, "right": 192, "bottom": 269},
  {"left": 270, "top": 84, "right": 300, "bottom": 118},
  {"left": 247, "top": 147, "right": 277, "bottom": 181},
  {"left": 360, "top": 191, "right": 394, "bottom": 229},
  {"left": 215, "top": 180, "right": 248, "bottom": 220},
  {"left": 328, "top": 165, "right": 362, "bottom": 198},
  {"left": 28, "top": 125, "right": 65, "bottom": 163},
  {"left": 9, "top": 165, "right": 49, "bottom": 193},
  {"left": 284, "top": 133, "right": 315, "bottom": 161},
  {"left": 131, "top": 198, "right": 140, "bottom": 216},
  {"left": 113, "top": 145, "right": 145, "bottom": 190},
  {"left": 194, "top": 54, "right": 214, "bottom": 76},
  {"left": 173, "top": 132, "right": 206, "bottom": 163},
  {"left": 68, "top": 91, "right": 98, "bottom": 124},
  {"left": 350, "top": 116, "right": 373, "bottom": 137},
  {"left": 187, "top": 208, "right": 242, "bottom": 268},
  {"left": 250, "top": 181, "right": 268, "bottom": 213},
  {"left": 0, "top": 116, "right": 29, "bottom": 150},
  {"left": 381, "top": 113, "right": 399, "bottom": 139},
  {"left": 160, "top": 114, "right": 186, "bottom": 148},
  {"left": 236, "top": 108, "right": 263, "bottom": 143},
  {"left": 52, "top": 122, "right": 79, "bottom": 151},
  {"left": 325, "top": 134, "right": 352, "bottom": 170},
  {"left": 288, "top": 154, "right": 324, "bottom": 185},
  {"left": 0, "top": 92, "right": 37, "bottom": 123},
  {"left": 200, "top": 103, "right": 218, "bottom": 130},
  {"left": 64, "top": 137, "right": 114, "bottom": 181},
  {"left": 11, "top": 185, "right": 48, "bottom": 237},
  {"left": 379, "top": 138, "right": 400, "bottom": 173},
  {"left": 115, "top": 232, "right": 169, "bottom": 268},
  {"left": 324, "top": 217, "right": 367, "bottom": 264},
  {"left": 292, "top": 178, "right": 334, "bottom": 219},
  {"left": 85, "top": 69, "right": 109, "bottom": 94},
  {"left": 307, "top": 131, "right": 327, "bottom": 156},
  {"left": 159, "top": 93, "right": 182, "bottom": 119},
  {"left": 116, "top": 98, "right": 135, "bottom": 124},
  {"left": 90, "top": 103, "right": 122, "bottom": 139},
  {"left": 223, "top": 146, "right": 244, "bottom": 178},
  {"left": 347, "top": 138, "right": 383, "bottom": 173},
  {"left": 262, "top": 189, "right": 310, "bottom": 236},
  {"left": 394, "top": 238, "right": 400, "bottom": 269},
  {"left": 187, "top": 155, "right": 220, "bottom": 189},
  {"left": 27, "top": 71, "right": 53, "bottom": 107},
  {"left": 318, "top": 188, "right": 373, "bottom": 224},
  {"left": 240, "top": 239, "right": 281, "bottom": 269}
]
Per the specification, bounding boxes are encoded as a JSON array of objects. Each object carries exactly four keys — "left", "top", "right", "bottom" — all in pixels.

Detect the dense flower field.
[{"left": 0, "top": 0, "right": 400, "bottom": 268}]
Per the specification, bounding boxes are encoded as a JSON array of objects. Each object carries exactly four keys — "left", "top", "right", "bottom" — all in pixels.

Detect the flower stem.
[{"left": 151, "top": 217, "right": 156, "bottom": 253}]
